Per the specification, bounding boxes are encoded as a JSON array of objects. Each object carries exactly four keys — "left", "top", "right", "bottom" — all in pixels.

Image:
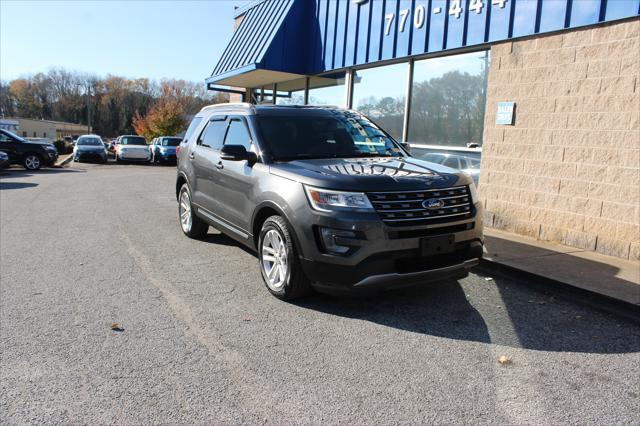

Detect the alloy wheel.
[
  {"left": 25, "top": 155, "right": 41, "bottom": 170},
  {"left": 179, "top": 191, "right": 192, "bottom": 233},
  {"left": 261, "top": 229, "right": 288, "bottom": 291}
]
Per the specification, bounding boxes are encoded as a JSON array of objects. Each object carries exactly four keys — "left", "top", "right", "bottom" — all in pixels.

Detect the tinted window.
[
  {"left": 199, "top": 120, "right": 227, "bottom": 150},
  {"left": 442, "top": 156, "right": 460, "bottom": 169},
  {"left": 224, "top": 119, "right": 251, "bottom": 150},
  {"left": 0, "top": 129, "right": 24, "bottom": 142},
  {"left": 257, "top": 111, "right": 404, "bottom": 161},
  {"left": 121, "top": 136, "right": 146, "bottom": 145},
  {"left": 77, "top": 137, "right": 103, "bottom": 146},
  {"left": 162, "top": 138, "right": 181, "bottom": 147},
  {"left": 183, "top": 117, "right": 203, "bottom": 143}
]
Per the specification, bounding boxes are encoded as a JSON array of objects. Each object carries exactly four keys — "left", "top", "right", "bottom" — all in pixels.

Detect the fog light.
[{"left": 319, "top": 227, "right": 356, "bottom": 255}]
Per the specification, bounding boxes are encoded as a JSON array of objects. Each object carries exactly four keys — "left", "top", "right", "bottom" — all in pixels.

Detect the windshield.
[
  {"left": 1, "top": 129, "right": 27, "bottom": 143},
  {"left": 162, "top": 137, "right": 181, "bottom": 147},
  {"left": 257, "top": 111, "right": 404, "bottom": 161},
  {"left": 77, "top": 137, "right": 103, "bottom": 146},
  {"left": 121, "top": 136, "right": 146, "bottom": 145}
]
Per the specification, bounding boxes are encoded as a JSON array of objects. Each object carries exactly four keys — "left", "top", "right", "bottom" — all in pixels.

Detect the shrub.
[{"left": 53, "top": 139, "right": 74, "bottom": 154}]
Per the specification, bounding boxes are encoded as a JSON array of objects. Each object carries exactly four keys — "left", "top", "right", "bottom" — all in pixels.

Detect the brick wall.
[{"left": 480, "top": 18, "right": 640, "bottom": 260}]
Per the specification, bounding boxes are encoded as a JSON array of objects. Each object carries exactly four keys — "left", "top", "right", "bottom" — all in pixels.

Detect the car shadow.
[
  {"left": 294, "top": 273, "right": 640, "bottom": 355},
  {"left": 0, "top": 168, "right": 85, "bottom": 177},
  {"left": 204, "top": 229, "right": 639, "bottom": 355},
  {"left": 0, "top": 181, "right": 39, "bottom": 190}
]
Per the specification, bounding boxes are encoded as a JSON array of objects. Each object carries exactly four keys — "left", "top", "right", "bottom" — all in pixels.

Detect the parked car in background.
[
  {"left": 176, "top": 104, "right": 483, "bottom": 300},
  {"left": 0, "top": 129, "right": 58, "bottom": 170},
  {"left": 114, "top": 135, "right": 150, "bottom": 163},
  {"left": 410, "top": 144, "right": 481, "bottom": 186},
  {"left": 150, "top": 136, "right": 181, "bottom": 164},
  {"left": 73, "top": 135, "right": 108, "bottom": 163},
  {"left": 0, "top": 151, "right": 9, "bottom": 169}
]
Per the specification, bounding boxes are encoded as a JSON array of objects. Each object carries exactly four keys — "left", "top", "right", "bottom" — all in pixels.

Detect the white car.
[{"left": 115, "top": 135, "right": 150, "bottom": 163}]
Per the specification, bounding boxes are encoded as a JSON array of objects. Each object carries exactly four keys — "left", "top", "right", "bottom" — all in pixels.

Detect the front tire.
[
  {"left": 23, "top": 153, "right": 42, "bottom": 170},
  {"left": 178, "top": 184, "right": 208, "bottom": 239},
  {"left": 258, "top": 216, "right": 312, "bottom": 300}
]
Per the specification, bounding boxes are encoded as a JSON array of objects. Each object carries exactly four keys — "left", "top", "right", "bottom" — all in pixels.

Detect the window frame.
[
  {"left": 197, "top": 115, "right": 228, "bottom": 151},
  {"left": 223, "top": 115, "right": 253, "bottom": 151}
]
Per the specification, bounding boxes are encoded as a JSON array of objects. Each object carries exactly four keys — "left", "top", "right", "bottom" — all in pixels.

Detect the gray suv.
[{"left": 176, "top": 104, "right": 483, "bottom": 300}]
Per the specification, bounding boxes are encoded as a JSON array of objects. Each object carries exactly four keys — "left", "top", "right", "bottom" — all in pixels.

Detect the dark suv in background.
[
  {"left": 176, "top": 104, "right": 483, "bottom": 300},
  {"left": 0, "top": 129, "right": 58, "bottom": 170}
]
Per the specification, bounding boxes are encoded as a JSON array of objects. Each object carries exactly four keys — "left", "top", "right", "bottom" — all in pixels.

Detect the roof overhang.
[
  {"left": 208, "top": 0, "right": 315, "bottom": 90},
  {"left": 206, "top": 67, "right": 305, "bottom": 89}
]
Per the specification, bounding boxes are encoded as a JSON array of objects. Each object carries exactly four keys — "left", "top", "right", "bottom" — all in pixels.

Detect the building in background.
[
  {"left": 208, "top": 0, "right": 639, "bottom": 260},
  {"left": 1, "top": 117, "right": 89, "bottom": 140}
]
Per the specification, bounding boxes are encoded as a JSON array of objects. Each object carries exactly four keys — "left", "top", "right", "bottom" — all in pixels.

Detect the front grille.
[{"left": 367, "top": 186, "right": 474, "bottom": 227}]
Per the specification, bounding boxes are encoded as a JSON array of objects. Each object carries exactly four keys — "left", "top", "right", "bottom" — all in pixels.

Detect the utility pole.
[{"left": 86, "top": 84, "right": 91, "bottom": 134}]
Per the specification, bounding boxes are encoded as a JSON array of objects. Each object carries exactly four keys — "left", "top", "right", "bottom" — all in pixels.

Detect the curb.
[
  {"left": 477, "top": 258, "right": 640, "bottom": 325},
  {"left": 53, "top": 154, "right": 74, "bottom": 168}
]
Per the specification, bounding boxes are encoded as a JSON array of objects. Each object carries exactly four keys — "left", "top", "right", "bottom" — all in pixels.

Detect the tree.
[
  {"left": 0, "top": 67, "right": 227, "bottom": 137},
  {"left": 132, "top": 98, "right": 186, "bottom": 140}
]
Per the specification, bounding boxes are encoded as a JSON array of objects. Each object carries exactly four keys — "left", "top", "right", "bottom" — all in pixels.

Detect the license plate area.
[{"left": 420, "top": 235, "right": 455, "bottom": 256}]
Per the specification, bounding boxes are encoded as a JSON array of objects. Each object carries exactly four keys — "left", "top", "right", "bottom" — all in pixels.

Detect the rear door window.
[
  {"left": 442, "top": 156, "right": 460, "bottom": 169},
  {"left": 198, "top": 118, "right": 227, "bottom": 150}
]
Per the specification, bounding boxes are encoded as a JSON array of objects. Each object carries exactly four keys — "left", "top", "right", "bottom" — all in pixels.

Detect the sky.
[{"left": 0, "top": 0, "right": 252, "bottom": 83}]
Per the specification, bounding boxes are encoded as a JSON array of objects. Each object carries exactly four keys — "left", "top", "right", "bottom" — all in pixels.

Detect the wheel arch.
[
  {"left": 176, "top": 172, "right": 189, "bottom": 201},
  {"left": 251, "top": 201, "right": 305, "bottom": 257}
]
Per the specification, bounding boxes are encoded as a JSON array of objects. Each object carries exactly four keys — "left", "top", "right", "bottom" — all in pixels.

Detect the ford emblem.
[{"left": 422, "top": 198, "right": 445, "bottom": 210}]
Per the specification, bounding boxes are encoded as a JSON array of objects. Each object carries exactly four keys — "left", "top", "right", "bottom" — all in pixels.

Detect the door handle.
[{"left": 215, "top": 161, "right": 224, "bottom": 170}]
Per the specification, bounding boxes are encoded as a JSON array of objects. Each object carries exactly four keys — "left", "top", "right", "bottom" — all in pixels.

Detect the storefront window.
[
  {"left": 408, "top": 51, "right": 489, "bottom": 147},
  {"left": 307, "top": 72, "right": 346, "bottom": 106},
  {"left": 276, "top": 78, "right": 306, "bottom": 105},
  {"left": 352, "top": 62, "right": 408, "bottom": 141}
]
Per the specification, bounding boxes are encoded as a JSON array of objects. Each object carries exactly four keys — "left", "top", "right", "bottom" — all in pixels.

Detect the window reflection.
[
  {"left": 408, "top": 51, "right": 489, "bottom": 147},
  {"left": 276, "top": 78, "right": 307, "bottom": 105},
  {"left": 352, "top": 62, "right": 408, "bottom": 141},
  {"left": 307, "top": 72, "right": 346, "bottom": 106}
]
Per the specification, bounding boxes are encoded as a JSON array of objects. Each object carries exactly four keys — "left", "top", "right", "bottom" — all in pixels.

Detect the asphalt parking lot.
[{"left": 1, "top": 161, "right": 639, "bottom": 424}]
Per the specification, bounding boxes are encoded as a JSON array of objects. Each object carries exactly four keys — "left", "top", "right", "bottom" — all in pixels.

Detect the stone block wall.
[{"left": 479, "top": 18, "right": 640, "bottom": 260}]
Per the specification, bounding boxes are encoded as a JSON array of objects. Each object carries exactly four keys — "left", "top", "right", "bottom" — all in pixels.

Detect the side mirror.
[
  {"left": 220, "top": 144, "right": 257, "bottom": 165},
  {"left": 401, "top": 142, "right": 411, "bottom": 154}
]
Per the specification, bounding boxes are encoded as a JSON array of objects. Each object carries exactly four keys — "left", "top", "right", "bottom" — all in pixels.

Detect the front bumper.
[
  {"left": 119, "top": 151, "right": 150, "bottom": 161},
  {"left": 158, "top": 152, "right": 177, "bottom": 162},
  {"left": 76, "top": 151, "right": 106, "bottom": 162},
  {"left": 294, "top": 203, "right": 484, "bottom": 293},
  {"left": 44, "top": 153, "right": 57, "bottom": 165}
]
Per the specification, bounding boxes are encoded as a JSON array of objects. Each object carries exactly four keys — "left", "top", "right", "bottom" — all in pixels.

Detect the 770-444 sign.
[{"left": 351, "top": 0, "right": 509, "bottom": 35}]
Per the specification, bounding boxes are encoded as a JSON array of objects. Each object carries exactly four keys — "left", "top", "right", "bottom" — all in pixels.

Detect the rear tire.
[
  {"left": 178, "top": 184, "right": 208, "bottom": 239},
  {"left": 258, "top": 216, "right": 312, "bottom": 300}
]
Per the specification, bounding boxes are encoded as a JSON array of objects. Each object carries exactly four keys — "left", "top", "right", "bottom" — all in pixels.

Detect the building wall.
[{"left": 479, "top": 18, "right": 640, "bottom": 260}]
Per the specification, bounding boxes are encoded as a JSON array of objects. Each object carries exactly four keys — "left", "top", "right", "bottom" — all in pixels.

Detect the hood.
[
  {"left": 25, "top": 140, "right": 55, "bottom": 148},
  {"left": 269, "top": 156, "right": 467, "bottom": 192},
  {"left": 76, "top": 145, "right": 105, "bottom": 152}
]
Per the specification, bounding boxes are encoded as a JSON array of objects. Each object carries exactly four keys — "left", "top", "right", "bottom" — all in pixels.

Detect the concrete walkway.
[{"left": 482, "top": 228, "right": 640, "bottom": 306}]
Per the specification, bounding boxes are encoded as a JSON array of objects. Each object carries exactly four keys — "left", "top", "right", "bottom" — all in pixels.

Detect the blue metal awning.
[
  {"left": 206, "top": 0, "right": 315, "bottom": 88},
  {"left": 209, "top": 0, "right": 639, "bottom": 89}
]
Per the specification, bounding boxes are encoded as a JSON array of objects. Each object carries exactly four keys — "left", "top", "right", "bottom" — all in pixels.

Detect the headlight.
[
  {"left": 304, "top": 185, "right": 374, "bottom": 212},
  {"left": 469, "top": 181, "right": 478, "bottom": 204}
]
